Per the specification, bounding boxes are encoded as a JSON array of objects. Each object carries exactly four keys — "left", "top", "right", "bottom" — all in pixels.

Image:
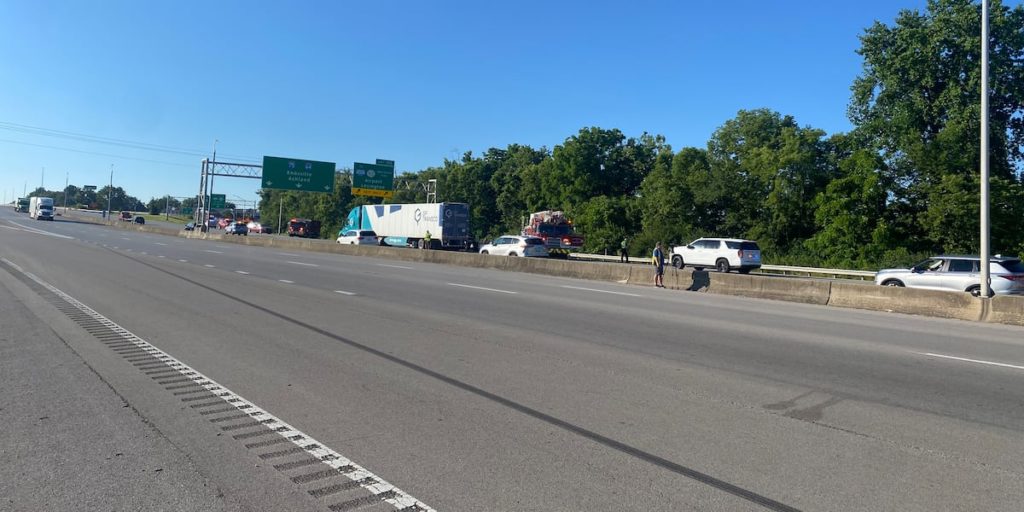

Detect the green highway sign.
[
  {"left": 375, "top": 159, "right": 395, "bottom": 169},
  {"left": 262, "top": 156, "right": 336, "bottom": 193},
  {"left": 83, "top": 185, "right": 97, "bottom": 191},
  {"left": 353, "top": 162, "right": 395, "bottom": 198},
  {"left": 210, "top": 194, "right": 226, "bottom": 209},
  {"left": 182, "top": 207, "right": 193, "bottom": 215}
]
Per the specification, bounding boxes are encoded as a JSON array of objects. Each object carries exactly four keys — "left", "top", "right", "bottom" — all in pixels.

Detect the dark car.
[
  {"left": 225, "top": 221, "right": 249, "bottom": 235},
  {"left": 133, "top": 216, "right": 145, "bottom": 225},
  {"left": 184, "top": 221, "right": 196, "bottom": 231}
]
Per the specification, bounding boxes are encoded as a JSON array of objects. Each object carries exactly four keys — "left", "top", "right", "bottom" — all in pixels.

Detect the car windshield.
[
  {"left": 359, "top": 231, "right": 376, "bottom": 236},
  {"left": 997, "top": 259, "right": 1024, "bottom": 273}
]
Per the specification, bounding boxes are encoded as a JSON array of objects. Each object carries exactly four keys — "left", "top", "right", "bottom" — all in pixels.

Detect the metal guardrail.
[{"left": 569, "top": 253, "right": 876, "bottom": 280}]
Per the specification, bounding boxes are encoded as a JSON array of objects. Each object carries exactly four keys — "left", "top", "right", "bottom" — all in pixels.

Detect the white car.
[
  {"left": 246, "top": 221, "right": 270, "bottom": 234},
  {"left": 337, "top": 229, "right": 378, "bottom": 245},
  {"left": 479, "top": 235, "right": 548, "bottom": 257},
  {"left": 875, "top": 255, "right": 1024, "bottom": 296},
  {"left": 669, "top": 238, "right": 761, "bottom": 273}
]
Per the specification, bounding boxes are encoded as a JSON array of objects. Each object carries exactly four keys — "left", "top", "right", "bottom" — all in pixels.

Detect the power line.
[
  {"left": 0, "top": 121, "right": 261, "bottom": 163},
  {"left": 0, "top": 137, "right": 195, "bottom": 167}
]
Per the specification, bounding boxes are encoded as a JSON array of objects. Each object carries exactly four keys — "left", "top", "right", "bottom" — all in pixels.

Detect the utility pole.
[
  {"left": 64, "top": 172, "right": 69, "bottom": 214},
  {"left": 41, "top": 167, "right": 44, "bottom": 190},
  {"left": 278, "top": 197, "right": 283, "bottom": 235},
  {"left": 980, "top": 0, "right": 991, "bottom": 298},
  {"left": 106, "top": 164, "right": 113, "bottom": 220}
]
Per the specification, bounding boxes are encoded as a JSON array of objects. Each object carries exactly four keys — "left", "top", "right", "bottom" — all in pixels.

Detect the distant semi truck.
[
  {"left": 343, "top": 203, "right": 470, "bottom": 249},
  {"left": 15, "top": 197, "right": 29, "bottom": 213},
  {"left": 29, "top": 197, "right": 54, "bottom": 220}
]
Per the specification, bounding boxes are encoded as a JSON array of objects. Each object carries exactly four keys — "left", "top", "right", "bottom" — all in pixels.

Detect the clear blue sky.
[{"left": 1, "top": 0, "right": 973, "bottom": 206}]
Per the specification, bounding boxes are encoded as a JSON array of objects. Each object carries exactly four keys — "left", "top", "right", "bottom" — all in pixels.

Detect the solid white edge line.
[
  {"left": 278, "top": 280, "right": 294, "bottom": 284},
  {"left": 6, "top": 220, "right": 75, "bottom": 239},
  {"left": 235, "top": 271, "right": 249, "bottom": 275},
  {"left": 204, "top": 264, "right": 215, "bottom": 268},
  {"left": 334, "top": 290, "right": 356, "bottom": 296},
  {"left": 204, "top": 250, "right": 224, "bottom": 254},
  {"left": 917, "top": 352, "right": 1024, "bottom": 371},
  {"left": 287, "top": 261, "right": 318, "bottom": 267},
  {"left": 561, "top": 285, "right": 642, "bottom": 297},
  {"left": 0, "top": 257, "right": 433, "bottom": 512},
  {"left": 446, "top": 283, "right": 517, "bottom": 294}
]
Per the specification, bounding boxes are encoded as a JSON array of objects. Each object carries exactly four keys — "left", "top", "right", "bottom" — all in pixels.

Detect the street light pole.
[
  {"left": 106, "top": 164, "right": 113, "bottom": 220},
  {"left": 63, "top": 172, "right": 69, "bottom": 214},
  {"left": 980, "top": 0, "right": 991, "bottom": 298}
]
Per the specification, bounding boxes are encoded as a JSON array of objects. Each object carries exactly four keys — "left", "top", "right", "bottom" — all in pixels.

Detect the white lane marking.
[
  {"left": 204, "top": 264, "right": 215, "bottom": 268},
  {"left": 204, "top": 249, "right": 224, "bottom": 254},
  {"left": 286, "top": 261, "right": 318, "bottom": 267},
  {"left": 561, "top": 285, "right": 642, "bottom": 297},
  {"left": 278, "top": 279, "right": 294, "bottom": 284},
  {"left": 0, "top": 257, "right": 434, "bottom": 512},
  {"left": 178, "top": 259, "right": 188, "bottom": 263},
  {"left": 917, "top": 352, "right": 1024, "bottom": 371},
  {"left": 154, "top": 242, "right": 167, "bottom": 246},
  {"left": 0, "top": 225, "right": 17, "bottom": 230},
  {"left": 158, "top": 255, "right": 165, "bottom": 258},
  {"left": 334, "top": 290, "right": 357, "bottom": 296},
  {"left": 377, "top": 264, "right": 413, "bottom": 270},
  {"left": 277, "top": 252, "right": 301, "bottom": 257},
  {"left": 121, "top": 237, "right": 130, "bottom": 240},
  {"left": 447, "top": 283, "right": 517, "bottom": 294},
  {"left": 235, "top": 271, "right": 249, "bottom": 275},
  {"left": 140, "top": 251, "right": 147, "bottom": 255},
  {"left": 6, "top": 221, "right": 75, "bottom": 239}
]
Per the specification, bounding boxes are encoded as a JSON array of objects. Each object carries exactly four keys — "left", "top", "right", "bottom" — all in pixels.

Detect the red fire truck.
[{"left": 521, "top": 210, "right": 584, "bottom": 258}]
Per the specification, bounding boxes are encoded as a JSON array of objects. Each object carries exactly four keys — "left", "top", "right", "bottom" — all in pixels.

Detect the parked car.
[
  {"left": 246, "top": 221, "right": 270, "bottom": 234},
  {"left": 669, "top": 238, "right": 761, "bottom": 273},
  {"left": 119, "top": 211, "right": 133, "bottom": 221},
  {"left": 217, "top": 218, "right": 233, "bottom": 229},
  {"left": 224, "top": 221, "right": 248, "bottom": 235},
  {"left": 133, "top": 216, "right": 145, "bottom": 225},
  {"left": 337, "top": 229, "right": 378, "bottom": 245},
  {"left": 479, "top": 235, "right": 548, "bottom": 257},
  {"left": 875, "top": 255, "right": 1024, "bottom": 296}
]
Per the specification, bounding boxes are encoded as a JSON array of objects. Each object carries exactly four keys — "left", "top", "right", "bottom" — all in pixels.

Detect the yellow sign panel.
[{"left": 352, "top": 187, "right": 394, "bottom": 198}]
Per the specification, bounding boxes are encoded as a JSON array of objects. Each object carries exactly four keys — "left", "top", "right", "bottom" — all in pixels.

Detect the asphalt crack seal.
[
  {"left": 75, "top": 244, "right": 804, "bottom": 511},
  {"left": 0, "top": 257, "right": 434, "bottom": 512}
]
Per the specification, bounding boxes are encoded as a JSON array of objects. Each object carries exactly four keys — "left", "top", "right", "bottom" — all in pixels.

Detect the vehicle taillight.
[
  {"left": 738, "top": 250, "right": 744, "bottom": 258},
  {"left": 998, "top": 274, "right": 1024, "bottom": 281}
]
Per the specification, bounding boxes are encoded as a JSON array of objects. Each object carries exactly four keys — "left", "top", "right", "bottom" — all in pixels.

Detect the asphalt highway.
[{"left": 2, "top": 206, "right": 1022, "bottom": 511}]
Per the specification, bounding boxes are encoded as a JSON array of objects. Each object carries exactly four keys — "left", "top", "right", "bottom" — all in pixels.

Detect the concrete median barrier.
[
  {"left": 828, "top": 281, "right": 985, "bottom": 321},
  {"left": 706, "top": 272, "right": 831, "bottom": 305},
  {"left": 983, "top": 295, "right": 1024, "bottom": 326}
]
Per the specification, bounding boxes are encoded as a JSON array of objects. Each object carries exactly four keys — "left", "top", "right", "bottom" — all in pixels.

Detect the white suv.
[{"left": 670, "top": 238, "right": 762, "bottom": 273}]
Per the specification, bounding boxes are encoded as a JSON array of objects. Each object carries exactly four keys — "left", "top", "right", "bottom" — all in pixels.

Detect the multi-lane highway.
[{"left": 2, "top": 206, "right": 1023, "bottom": 511}]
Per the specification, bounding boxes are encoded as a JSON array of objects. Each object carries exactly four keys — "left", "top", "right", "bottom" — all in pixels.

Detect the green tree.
[{"left": 850, "top": 0, "right": 1024, "bottom": 253}]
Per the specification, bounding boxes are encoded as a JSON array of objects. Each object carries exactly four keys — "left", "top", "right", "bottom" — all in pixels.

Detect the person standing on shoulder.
[
  {"left": 652, "top": 242, "right": 665, "bottom": 288},
  {"left": 423, "top": 230, "right": 432, "bottom": 249},
  {"left": 620, "top": 237, "right": 629, "bottom": 263}
]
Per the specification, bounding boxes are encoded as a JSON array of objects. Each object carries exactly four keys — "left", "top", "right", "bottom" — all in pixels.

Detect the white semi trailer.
[{"left": 342, "top": 203, "right": 470, "bottom": 249}]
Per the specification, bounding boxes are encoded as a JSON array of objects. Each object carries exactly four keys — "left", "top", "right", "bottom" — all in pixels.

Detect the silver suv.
[
  {"left": 669, "top": 238, "right": 762, "bottom": 273},
  {"left": 875, "top": 255, "right": 1024, "bottom": 296}
]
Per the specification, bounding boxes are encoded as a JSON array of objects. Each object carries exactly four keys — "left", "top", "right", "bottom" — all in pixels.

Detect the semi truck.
[
  {"left": 522, "top": 210, "right": 584, "bottom": 258},
  {"left": 343, "top": 202, "right": 470, "bottom": 249},
  {"left": 15, "top": 197, "right": 29, "bottom": 213},
  {"left": 29, "top": 197, "right": 55, "bottom": 220}
]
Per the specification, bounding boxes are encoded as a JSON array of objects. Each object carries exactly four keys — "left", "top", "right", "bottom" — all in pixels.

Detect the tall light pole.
[
  {"left": 63, "top": 172, "right": 69, "bottom": 214},
  {"left": 106, "top": 164, "right": 114, "bottom": 220},
  {"left": 980, "top": 0, "right": 991, "bottom": 298}
]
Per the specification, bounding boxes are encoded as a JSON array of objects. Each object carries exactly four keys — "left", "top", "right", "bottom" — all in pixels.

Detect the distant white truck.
[
  {"left": 29, "top": 197, "right": 54, "bottom": 221},
  {"left": 342, "top": 203, "right": 470, "bottom": 249}
]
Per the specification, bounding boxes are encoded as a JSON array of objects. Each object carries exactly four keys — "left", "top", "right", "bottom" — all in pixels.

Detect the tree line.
[{"left": 264, "top": 1, "right": 1024, "bottom": 269}]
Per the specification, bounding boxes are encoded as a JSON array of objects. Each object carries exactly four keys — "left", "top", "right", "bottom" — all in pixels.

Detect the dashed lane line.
[
  {"left": 287, "top": 261, "right": 319, "bottom": 267},
  {"left": 561, "top": 285, "right": 643, "bottom": 297},
  {"left": 236, "top": 271, "right": 250, "bottom": 275},
  {"left": 204, "top": 250, "right": 224, "bottom": 254},
  {"left": 376, "top": 264, "right": 413, "bottom": 270},
  {"left": 204, "top": 264, "right": 215, "bottom": 268},
  {"left": 333, "top": 290, "right": 357, "bottom": 296},
  {"left": 279, "top": 280, "right": 294, "bottom": 284},
  {"left": 446, "top": 283, "right": 517, "bottom": 294},
  {"left": 917, "top": 352, "right": 1024, "bottom": 371}
]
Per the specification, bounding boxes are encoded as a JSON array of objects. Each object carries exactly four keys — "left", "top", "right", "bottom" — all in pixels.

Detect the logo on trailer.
[
  {"left": 444, "top": 208, "right": 453, "bottom": 218},
  {"left": 414, "top": 208, "right": 422, "bottom": 223}
]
